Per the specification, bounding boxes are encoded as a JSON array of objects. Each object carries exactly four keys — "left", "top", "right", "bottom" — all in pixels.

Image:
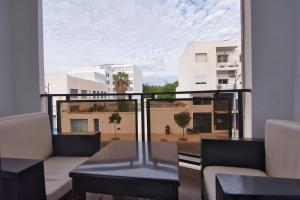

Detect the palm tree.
[{"left": 113, "top": 72, "right": 130, "bottom": 94}]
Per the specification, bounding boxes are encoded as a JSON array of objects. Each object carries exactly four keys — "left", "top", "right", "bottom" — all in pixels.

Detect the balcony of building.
[{"left": 216, "top": 61, "right": 240, "bottom": 71}]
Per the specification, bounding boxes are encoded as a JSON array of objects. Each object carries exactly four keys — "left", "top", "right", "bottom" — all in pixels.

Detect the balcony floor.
[{"left": 66, "top": 166, "right": 202, "bottom": 200}]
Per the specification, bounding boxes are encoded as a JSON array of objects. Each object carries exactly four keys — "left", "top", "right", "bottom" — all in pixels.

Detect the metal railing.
[{"left": 41, "top": 89, "right": 251, "bottom": 163}]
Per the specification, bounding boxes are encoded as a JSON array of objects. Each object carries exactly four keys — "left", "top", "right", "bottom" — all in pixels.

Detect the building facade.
[
  {"left": 177, "top": 41, "right": 242, "bottom": 93},
  {"left": 69, "top": 64, "right": 143, "bottom": 94},
  {"left": 68, "top": 66, "right": 114, "bottom": 93},
  {"left": 45, "top": 74, "right": 106, "bottom": 96}
]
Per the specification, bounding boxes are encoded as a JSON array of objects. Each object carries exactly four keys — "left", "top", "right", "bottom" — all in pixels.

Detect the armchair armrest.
[
  {"left": 216, "top": 174, "right": 300, "bottom": 200},
  {"left": 52, "top": 132, "right": 100, "bottom": 157},
  {"left": 202, "top": 138, "right": 265, "bottom": 171}
]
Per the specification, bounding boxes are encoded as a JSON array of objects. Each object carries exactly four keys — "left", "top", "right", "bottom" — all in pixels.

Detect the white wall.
[
  {"left": 0, "top": 0, "right": 43, "bottom": 117},
  {"left": 249, "top": 0, "right": 297, "bottom": 137},
  {"left": 0, "top": 0, "right": 15, "bottom": 116},
  {"left": 294, "top": 0, "right": 300, "bottom": 121}
]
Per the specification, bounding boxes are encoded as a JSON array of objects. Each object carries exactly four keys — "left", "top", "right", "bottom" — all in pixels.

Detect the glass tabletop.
[{"left": 70, "top": 141, "right": 179, "bottom": 183}]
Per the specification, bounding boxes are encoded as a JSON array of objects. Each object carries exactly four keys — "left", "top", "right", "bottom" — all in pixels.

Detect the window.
[
  {"left": 195, "top": 53, "right": 207, "bottom": 62},
  {"left": 71, "top": 119, "right": 88, "bottom": 132},
  {"left": 217, "top": 55, "right": 228, "bottom": 63},
  {"left": 94, "top": 119, "right": 100, "bottom": 132},
  {"left": 218, "top": 79, "right": 228, "bottom": 84},
  {"left": 93, "top": 91, "right": 96, "bottom": 98},
  {"left": 70, "top": 89, "right": 78, "bottom": 99},
  {"left": 106, "top": 73, "right": 109, "bottom": 77},
  {"left": 81, "top": 90, "right": 87, "bottom": 99},
  {"left": 106, "top": 80, "right": 110, "bottom": 84},
  {"left": 196, "top": 82, "right": 207, "bottom": 84},
  {"left": 97, "top": 91, "right": 100, "bottom": 99},
  {"left": 70, "top": 89, "right": 78, "bottom": 94}
]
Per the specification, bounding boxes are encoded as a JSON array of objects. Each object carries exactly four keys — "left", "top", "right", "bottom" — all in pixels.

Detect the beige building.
[
  {"left": 45, "top": 74, "right": 107, "bottom": 119},
  {"left": 58, "top": 101, "right": 137, "bottom": 141},
  {"left": 177, "top": 41, "right": 242, "bottom": 95}
]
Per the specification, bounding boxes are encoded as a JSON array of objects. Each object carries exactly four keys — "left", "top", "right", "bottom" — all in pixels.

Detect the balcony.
[
  {"left": 216, "top": 61, "right": 240, "bottom": 71},
  {"left": 42, "top": 89, "right": 249, "bottom": 162}
]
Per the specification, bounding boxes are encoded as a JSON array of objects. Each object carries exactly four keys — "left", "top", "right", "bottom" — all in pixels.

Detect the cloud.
[{"left": 43, "top": 0, "right": 241, "bottom": 84}]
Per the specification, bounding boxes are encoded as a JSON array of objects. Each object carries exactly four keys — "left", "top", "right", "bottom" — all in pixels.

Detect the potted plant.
[
  {"left": 109, "top": 112, "right": 122, "bottom": 140},
  {"left": 174, "top": 112, "right": 191, "bottom": 141}
]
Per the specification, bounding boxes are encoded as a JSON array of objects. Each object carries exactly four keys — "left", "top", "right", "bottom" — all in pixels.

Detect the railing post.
[
  {"left": 238, "top": 91, "right": 244, "bottom": 138},
  {"left": 47, "top": 95, "right": 53, "bottom": 132},
  {"left": 141, "top": 94, "right": 145, "bottom": 141},
  {"left": 228, "top": 98, "right": 233, "bottom": 137},
  {"left": 146, "top": 99, "right": 151, "bottom": 141}
]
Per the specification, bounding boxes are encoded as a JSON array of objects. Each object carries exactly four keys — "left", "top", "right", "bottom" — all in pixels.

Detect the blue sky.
[{"left": 43, "top": 0, "right": 241, "bottom": 85}]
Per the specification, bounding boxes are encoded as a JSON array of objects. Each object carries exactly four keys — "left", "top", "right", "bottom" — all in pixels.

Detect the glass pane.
[
  {"left": 148, "top": 98, "right": 230, "bottom": 157},
  {"left": 58, "top": 100, "right": 137, "bottom": 147}
]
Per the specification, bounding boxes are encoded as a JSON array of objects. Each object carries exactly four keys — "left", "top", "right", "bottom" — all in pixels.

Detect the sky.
[{"left": 43, "top": 0, "right": 241, "bottom": 85}]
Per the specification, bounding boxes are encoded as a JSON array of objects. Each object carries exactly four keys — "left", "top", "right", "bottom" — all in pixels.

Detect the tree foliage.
[
  {"left": 109, "top": 112, "right": 122, "bottom": 139},
  {"left": 113, "top": 72, "right": 131, "bottom": 94},
  {"left": 142, "top": 81, "right": 178, "bottom": 99},
  {"left": 117, "top": 101, "right": 133, "bottom": 112},
  {"left": 174, "top": 112, "right": 191, "bottom": 139},
  {"left": 109, "top": 112, "right": 122, "bottom": 124}
]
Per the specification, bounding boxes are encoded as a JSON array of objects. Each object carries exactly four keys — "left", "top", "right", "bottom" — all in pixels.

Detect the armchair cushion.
[
  {"left": 0, "top": 112, "right": 52, "bottom": 160},
  {"left": 44, "top": 156, "right": 88, "bottom": 200},
  {"left": 265, "top": 119, "right": 300, "bottom": 179},
  {"left": 204, "top": 166, "right": 267, "bottom": 200}
]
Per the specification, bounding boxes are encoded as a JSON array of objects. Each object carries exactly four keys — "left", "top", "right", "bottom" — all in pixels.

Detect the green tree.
[
  {"left": 109, "top": 112, "right": 122, "bottom": 140},
  {"left": 117, "top": 101, "right": 132, "bottom": 112},
  {"left": 142, "top": 81, "right": 178, "bottom": 99},
  {"left": 158, "top": 81, "right": 178, "bottom": 99},
  {"left": 174, "top": 112, "right": 191, "bottom": 141},
  {"left": 113, "top": 72, "right": 131, "bottom": 95}
]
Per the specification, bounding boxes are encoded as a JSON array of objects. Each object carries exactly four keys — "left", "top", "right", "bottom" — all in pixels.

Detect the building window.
[
  {"left": 106, "top": 73, "right": 109, "bottom": 77},
  {"left": 97, "top": 91, "right": 100, "bottom": 99},
  {"left": 70, "top": 89, "right": 78, "bottom": 99},
  {"left": 196, "top": 82, "right": 207, "bottom": 84},
  {"left": 93, "top": 91, "right": 96, "bottom": 98},
  {"left": 106, "top": 80, "right": 110, "bottom": 84},
  {"left": 71, "top": 119, "right": 88, "bottom": 132},
  {"left": 94, "top": 119, "right": 100, "bottom": 132},
  {"left": 81, "top": 90, "right": 87, "bottom": 99},
  {"left": 217, "top": 55, "right": 228, "bottom": 63},
  {"left": 70, "top": 89, "right": 78, "bottom": 94},
  {"left": 218, "top": 79, "right": 228, "bottom": 84},
  {"left": 195, "top": 53, "right": 207, "bottom": 62}
]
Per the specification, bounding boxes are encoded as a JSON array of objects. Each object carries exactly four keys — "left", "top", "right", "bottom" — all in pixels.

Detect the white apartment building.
[
  {"left": 69, "top": 64, "right": 143, "bottom": 93},
  {"left": 45, "top": 74, "right": 106, "bottom": 95},
  {"left": 69, "top": 66, "right": 114, "bottom": 93},
  {"left": 177, "top": 41, "right": 242, "bottom": 94}
]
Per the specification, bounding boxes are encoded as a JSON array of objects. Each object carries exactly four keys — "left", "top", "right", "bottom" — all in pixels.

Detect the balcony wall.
[
  {"left": 0, "top": 0, "right": 43, "bottom": 116},
  {"left": 247, "top": 0, "right": 299, "bottom": 137}
]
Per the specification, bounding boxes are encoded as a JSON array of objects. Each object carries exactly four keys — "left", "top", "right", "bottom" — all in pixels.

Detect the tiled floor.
[{"left": 83, "top": 167, "right": 202, "bottom": 200}]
